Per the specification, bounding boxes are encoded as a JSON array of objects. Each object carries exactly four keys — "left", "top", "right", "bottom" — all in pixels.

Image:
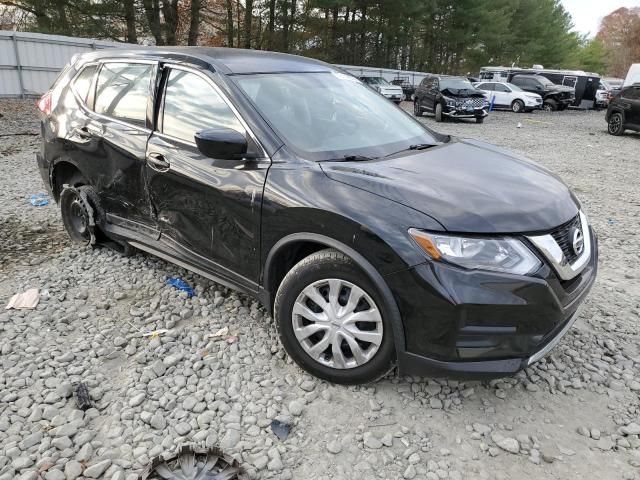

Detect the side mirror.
[{"left": 194, "top": 127, "right": 248, "bottom": 160}]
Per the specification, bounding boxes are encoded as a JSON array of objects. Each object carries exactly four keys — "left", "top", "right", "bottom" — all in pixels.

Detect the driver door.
[{"left": 145, "top": 65, "right": 270, "bottom": 285}]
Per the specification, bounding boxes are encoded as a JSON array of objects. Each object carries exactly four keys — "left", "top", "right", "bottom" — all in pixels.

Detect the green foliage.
[{"left": 2, "top": 0, "right": 614, "bottom": 75}]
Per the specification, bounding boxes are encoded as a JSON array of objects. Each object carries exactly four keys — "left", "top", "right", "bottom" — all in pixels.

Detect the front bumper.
[
  {"left": 389, "top": 228, "right": 598, "bottom": 378},
  {"left": 443, "top": 107, "right": 488, "bottom": 119},
  {"left": 382, "top": 92, "right": 404, "bottom": 102}
]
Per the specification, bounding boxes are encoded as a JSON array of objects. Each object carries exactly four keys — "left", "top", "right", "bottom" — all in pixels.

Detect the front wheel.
[
  {"left": 435, "top": 103, "right": 443, "bottom": 122},
  {"left": 274, "top": 249, "right": 395, "bottom": 385},
  {"left": 511, "top": 99, "right": 525, "bottom": 113},
  {"left": 608, "top": 112, "right": 625, "bottom": 136},
  {"left": 413, "top": 99, "right": 423, "bottom": 117},
  {"left": 543, "top": 100, "right": 557, "bottom": 112}
]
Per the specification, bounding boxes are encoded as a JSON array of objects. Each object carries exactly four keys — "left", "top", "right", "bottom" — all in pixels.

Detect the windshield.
[
  {"left": 440, "top": 78, "right": 475, "bottom": 91},
  {"left": 506, "top": 83, "right": 524, "bottom": 92},
  {"left": 236, "top": 72, "right": 438, "bottom": 161},
  {"left": 362, "top": 77, "right": 389, "bottom": 86},
  {"left": 535, "top": 76, "right": 554, "bottom": 86}
]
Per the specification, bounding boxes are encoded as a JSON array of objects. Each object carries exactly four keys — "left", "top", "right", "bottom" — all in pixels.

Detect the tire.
[
  {"left": 476, "top": 116, "right": 484, "bottom": 124},
  {"left": 60, "top": 185, "right": 96, "bottom": 245},
  {"left": 435, "top": 103, "right": 443, "bottom": 122},
  {"left": 608, "top": 112, "right": 625, "bottom": 136},
  {"left": 413, "top": 99, "right": 423, "bottom": 117},
  {"left": 274, "top": 249, "right": 395, "bottom": 385},
  {"left": 542, "top": 99, "right": 557, "bottom": 112},
  {"left": 511, "top": 99, "right": 525, "bottom": 113}
]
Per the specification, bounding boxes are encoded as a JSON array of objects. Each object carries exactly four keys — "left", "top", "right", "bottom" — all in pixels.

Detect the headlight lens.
[
  {"left": 445, "top": 99, "right": 457, "bottom": 108},
  {"left": 409, "top": 229, "right": 542, "bottom": 275}
]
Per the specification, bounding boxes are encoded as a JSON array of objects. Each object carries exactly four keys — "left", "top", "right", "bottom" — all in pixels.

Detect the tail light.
[{"left": 37, "top": 92, "right": 52, "bottom": 116}]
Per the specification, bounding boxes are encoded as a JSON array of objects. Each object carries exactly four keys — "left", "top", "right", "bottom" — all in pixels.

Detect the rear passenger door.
[
  {"left": 144, "top": 65, "right": 269, "bottom": 286},
  {"left": 88, "top": 61, "right": 158, "bottom": 231}
]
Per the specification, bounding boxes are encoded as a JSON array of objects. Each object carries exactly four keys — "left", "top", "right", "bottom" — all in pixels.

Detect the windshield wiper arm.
[
  {"left": 321, "top": 154, "right": 377, "bottom": 162},
  {"left": 383, "top": 143, "right": 435, "bottom": 158}
]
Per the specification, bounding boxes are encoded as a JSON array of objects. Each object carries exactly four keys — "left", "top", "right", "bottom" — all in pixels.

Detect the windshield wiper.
[
  {"left": 322, "top": 154, "right": 377, "bottom": 162},
  {"left": 383, "top": 143, "right": 435, "bottom": 158}
]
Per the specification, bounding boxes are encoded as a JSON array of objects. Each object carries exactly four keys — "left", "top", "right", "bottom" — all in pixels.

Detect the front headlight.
[
  {"left": 409, "top": 229, "right": 542, "bottom": 276},
  {"left": 445, "top": 99, "right": 457, "bottom": 108}
]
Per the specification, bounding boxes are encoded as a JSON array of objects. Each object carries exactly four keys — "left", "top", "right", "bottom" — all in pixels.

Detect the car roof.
[{"left": 75, "top": 46, "right": 333, "bottom": 75}]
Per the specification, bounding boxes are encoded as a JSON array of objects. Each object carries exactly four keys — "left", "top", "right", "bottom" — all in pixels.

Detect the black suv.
[
  {"left": 37, "top": 48, "right": 597, "bottom": 384},
  {"left": 414, "top": 75, "right": 489, "bottom": 123},
  {"left": 606, "top": 83, "right": 640, "bottom": 135},
  {"left": 510, "top": 74, "right": 575, "bottom": 111}
]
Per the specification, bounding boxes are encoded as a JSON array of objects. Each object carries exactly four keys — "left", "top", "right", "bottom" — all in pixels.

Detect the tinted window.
[
  {"left": 94, "top": 63, "right": 152, "bottom": 126},
  {"left": 478, "top": 83, "right": 494, "bottom": 91},
  {"left": 494, "top": 83, "right": 510, "bottom": 92},
  {"left": 72, "top": 65, "right": 97, "bottom": 103},
  {"left": 162, "top": 69, "right": 244, "bottom": 143}
]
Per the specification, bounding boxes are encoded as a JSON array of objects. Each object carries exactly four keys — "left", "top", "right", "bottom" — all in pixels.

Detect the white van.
[{"left": 624, "top": 64, "right": 640, "bottom": 86}]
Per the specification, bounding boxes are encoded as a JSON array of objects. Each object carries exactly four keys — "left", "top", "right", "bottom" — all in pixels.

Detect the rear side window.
[
  {"left": 72, "top": 65, "right": 97, "bottom": 103},
  {"left": 479, "top": 83, "right": 494, "bottom": 91},
  {"left": 94, "top": 63, "right": 153, "bottom": 127},
  {"left": 494, "top": 83, "right": 509, "bottom": 92},
  {"left": 161, "top": 69, "right": 244, "bottom": 143}
]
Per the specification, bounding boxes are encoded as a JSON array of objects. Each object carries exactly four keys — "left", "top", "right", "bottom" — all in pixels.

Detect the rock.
[
  {"left": 363, "top": 432, "right": 382, "bottom": 449},
  {"left": 429, "top": 397, "right": 443, "bottom": 409},
  {"left": 621, "top": 423, "right": 640, "bottom": 436},
  {"left": 13, "top": 456, "right": 35, "bottom": 469},
  {"left": 473, "top": 423, "right": 491, "bottom": 435},
  {"left": 129, "top": 392, "right": 146, "bottom": 407},
  {"left": 403, "top": 465, "right": 417, "bottom": 479},
  {"left": 595, "top": 437, "right": 615, "bottom": 451},
  {"left": 20, "top": 431, "right": 43, "bottom": 449},
  {"left": 64, "top": 460, "right": 83, "bottom": 479},
  {"left": 299, "top": 380, "right": 316, "bottom": 392},
  {"left": 577, "top": 426, "right": 591, "bottom": 437},
  {"left": 163, "top": 354, "right": 182, "bottom": 367},
  {"left": 591, "top": 429, "right": 601, "bottom": 440},
  {"left": 150, "top": 412, "right": 166, "bottom": 430},
  {"left": 84, "top": 459, "right": 112, "bottom": 478},
  {"left": 44, "top": 469, "right": 65, "bottom": 480},
  {"left": 288, "top": 400, "right": 304, "bottom": 416},
  {"left": 491, "top": 434, "right": 519, "bottom": 454},
  {"left": 221, "top": 430, "right": 240, "bottom": 449},
  {"left": 326, "top": 440, "right": 342, "bottom": 454},
  {"left": 175, "top": 422, "right": 191, "bottom": 436}
]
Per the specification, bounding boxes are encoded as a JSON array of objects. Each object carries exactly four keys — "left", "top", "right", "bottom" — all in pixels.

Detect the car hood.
[
  {"left": 441, "top": 88, "right": 485, "bottom": 98},
  {"left": 320, "top": 139, "right": 578, "bottom": 233}
]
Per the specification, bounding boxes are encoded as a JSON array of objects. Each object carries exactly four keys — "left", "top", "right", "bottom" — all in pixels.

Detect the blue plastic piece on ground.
[
  {"left": 30, "top": 194, "right": 48, "bottom": 206},
  {"left": 165, "top": 277, "right": 195, "bottom": 297}
]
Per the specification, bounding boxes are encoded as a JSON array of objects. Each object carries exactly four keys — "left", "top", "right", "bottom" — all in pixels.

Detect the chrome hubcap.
[{"left": 292, "top": 279, "right": 383, "bottom": 369}]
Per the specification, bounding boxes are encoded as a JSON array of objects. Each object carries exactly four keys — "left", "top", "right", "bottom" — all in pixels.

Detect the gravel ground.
[{"left": 1, "top": 99, "right": 639, "bottom": 480}]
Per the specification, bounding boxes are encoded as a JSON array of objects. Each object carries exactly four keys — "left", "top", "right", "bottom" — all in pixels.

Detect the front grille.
[
  {"left": 549, "top": 215, "right": 582, "bottom": 264},
  {"left": 471, "top": 98, "right": 486, "bottom": 108}
]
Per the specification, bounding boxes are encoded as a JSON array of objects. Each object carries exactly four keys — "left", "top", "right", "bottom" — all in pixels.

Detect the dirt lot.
[{"left": 1, "top": 99, "right": 639, "bottom": 480}]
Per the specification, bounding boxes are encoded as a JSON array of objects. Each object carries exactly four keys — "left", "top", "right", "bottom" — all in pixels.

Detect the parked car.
[
  {"left": 391, "top": 77, "right": 415, "bottom": 101},
  {"left": 603, "top": 77, "right": 624, "bottom": 94},
  {"left": 510, "top": 74, "right": 575, "bottom": 111},
  {"left": 359, "top": 76, "right": 404, "bottom": 104},
  {"left": 594, "top": 80, "right": 611, "bottom": 109},
  {"left": 414, "top": 75, "right": 489, "bottom": 123},
  {"left": 37, "top": 48, "right": 597, "bottom": 384},
  {"left": 474, "top": 81, "right": 542, "bottom": 112},
  {"left": 606, "top": 82, "right": 640, "bottom": 135}
]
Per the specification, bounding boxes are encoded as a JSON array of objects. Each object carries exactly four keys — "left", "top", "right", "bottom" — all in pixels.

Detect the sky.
[{"left": 562, "top": 0, "right": 640, "bottom": 37}]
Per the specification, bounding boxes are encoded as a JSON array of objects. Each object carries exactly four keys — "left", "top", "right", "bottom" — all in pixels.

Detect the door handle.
[{"left": 147, "top": 152, "right": 170, "bottom": 171}]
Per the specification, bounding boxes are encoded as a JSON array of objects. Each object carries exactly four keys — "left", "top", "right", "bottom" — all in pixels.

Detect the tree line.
[{"left": 1, "top": 0, "right": 638, "bottom": 77}]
